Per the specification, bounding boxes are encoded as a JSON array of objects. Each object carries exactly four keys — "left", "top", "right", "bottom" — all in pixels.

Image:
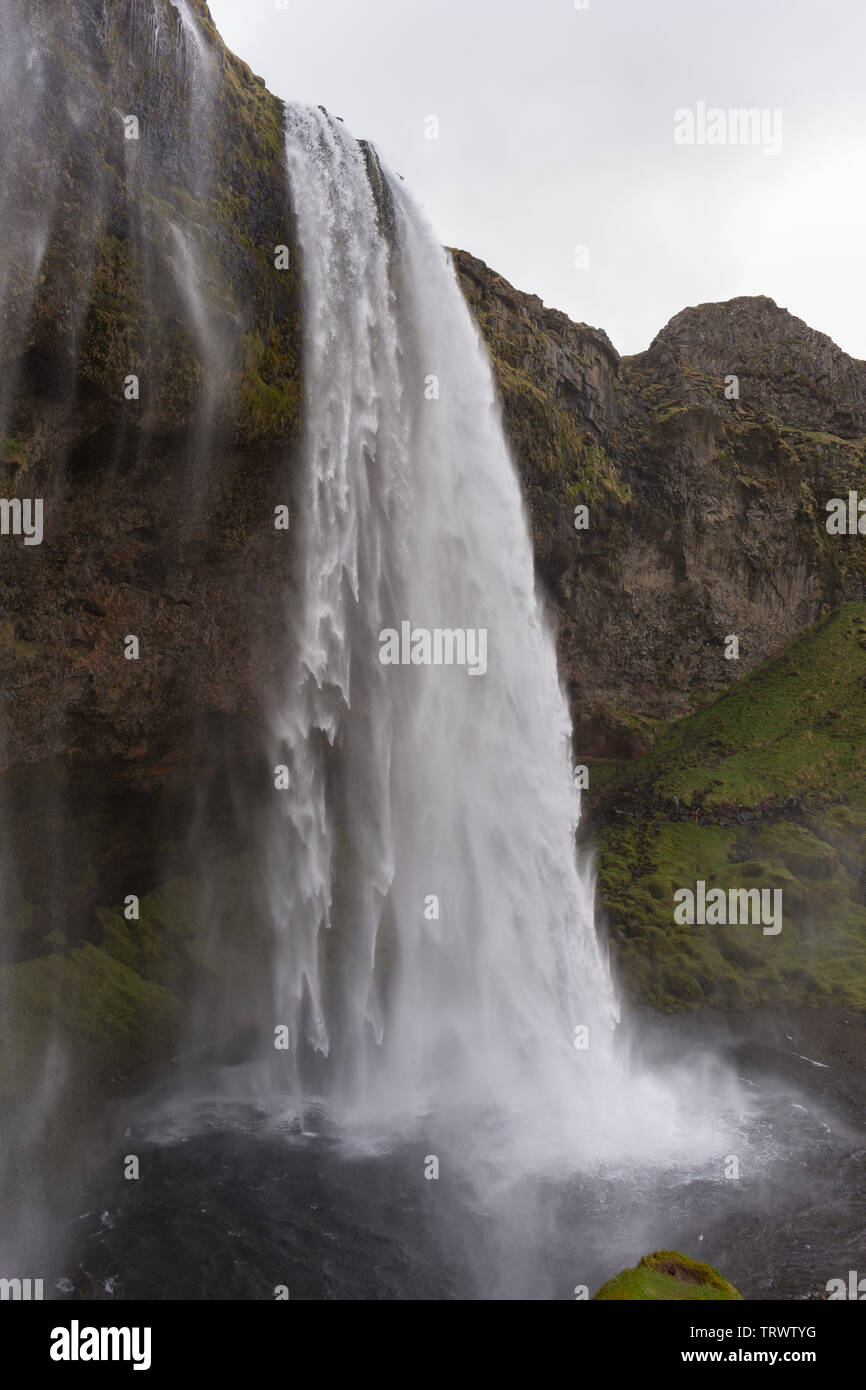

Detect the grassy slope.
[
  {"left": 593, "top": 1250, "right": 742, "bottom": 1301},
  {"left": 588, "top": 602, "right": 866, "bottom": 1012}
]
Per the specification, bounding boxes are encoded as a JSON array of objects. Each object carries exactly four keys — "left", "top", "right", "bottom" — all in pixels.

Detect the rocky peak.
[{"left": 634, "top": 295, "right": 866, "bottom": 438}]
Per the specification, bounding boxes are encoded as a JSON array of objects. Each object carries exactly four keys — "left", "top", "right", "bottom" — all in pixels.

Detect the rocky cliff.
[
  {"left": 1, "top": 0, "right": 865, "bottom": 1099},
  {"left": 454, "top": 250, "right": 866, "bottom": 757},
  {"left": 0, "top": 0, "right": 302, "bottom": 961}
]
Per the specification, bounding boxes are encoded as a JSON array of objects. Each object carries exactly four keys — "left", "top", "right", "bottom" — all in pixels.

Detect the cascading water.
[
  {"left": 0, "top": 1, "right": 853, "bottom": 1304},
  {"left": 271, "top": 103, "right": 615, "bottom": 1110},
  {"left": 257, "top": 104, "right": 744, "bottom": 1174}
]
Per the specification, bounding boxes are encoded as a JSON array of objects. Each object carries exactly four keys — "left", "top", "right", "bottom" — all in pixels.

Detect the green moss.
[
  {"left": 0, "top": 854, "right": 270, "bottom": 1100},
  {"left": 591, "top": 604, "right": 866, "bottom": 1011},
  {"left": 2, "top": 435, "right": 27, "bottom": 484},
  {"left": 494, "top": 358, "right": 630, "bottom": 504},
  {"left": 236, "top": 324, "right": 301, "bottom": 443},
  {"left": 593, "top": 1250, "right": 742, "bottom": 1301},
  {"left": 0, "top": 944, "right": 180, "bottom": 1097},
  {"left": 606, "top": 604, "right": 866, "bottom": 806}
]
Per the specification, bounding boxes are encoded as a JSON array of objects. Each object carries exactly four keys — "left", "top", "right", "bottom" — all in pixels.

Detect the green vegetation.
[
  {"left": 494, "top": 358, "right": 630, "bottom": 504},
  {"left": 593, "top": 1250, "right": 743, "bottom": 1301},
  {"left": 2, "top": 435, "right": 27, "bottom": 483},
  {"left": 29, "top": 0, "right": 302, "bottom": 440},
  {"left": 237, "top": 323, "right": 301, "bottom": 443},
  {"left": 590, "top": 603, "right": 866, "bottom": 1011},
  {"left": 0, "top": 856, "right": 266, "bottom": 1100}
]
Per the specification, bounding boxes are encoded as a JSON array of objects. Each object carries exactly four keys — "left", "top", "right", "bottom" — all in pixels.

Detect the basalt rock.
[{"left": 452, "top": 250, "right": 866, "bottom": 757}]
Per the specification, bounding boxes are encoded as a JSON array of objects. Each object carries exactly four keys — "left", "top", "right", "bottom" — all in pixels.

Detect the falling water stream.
[
  {"left": 0, "top": 1, "right": 862, "bottom": 1301},
  {"left": 66, "top": 100, "right": 846, "bottom": 1301}
]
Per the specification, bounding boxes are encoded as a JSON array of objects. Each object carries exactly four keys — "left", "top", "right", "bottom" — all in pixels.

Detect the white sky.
[{"left": 208, "top": 0, "right": 866, "bottom": 359}]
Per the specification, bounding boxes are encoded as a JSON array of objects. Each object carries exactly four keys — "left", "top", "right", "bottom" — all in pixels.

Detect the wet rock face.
[
  {"left": 452, "top": 251, "right": 866, "bottom": 754},
  {"left": 0, "top": 0, "right": 302, "bottom": 929}
]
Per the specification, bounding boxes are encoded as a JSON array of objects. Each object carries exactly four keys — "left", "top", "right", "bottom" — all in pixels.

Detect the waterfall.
[
  {"left": 1, "top": 0, "right": 824, "bottom": 1310},
  {"left": 0, "top": 11, "right": 751, "bottom": 1291},
  {"left": 262, "top": 103, "right": 627, "bottom": 1155}
]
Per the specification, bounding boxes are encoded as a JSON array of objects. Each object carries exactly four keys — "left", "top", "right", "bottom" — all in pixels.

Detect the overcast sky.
[{"left": 208, "top": 0, "right": 866, "bottom": 359}]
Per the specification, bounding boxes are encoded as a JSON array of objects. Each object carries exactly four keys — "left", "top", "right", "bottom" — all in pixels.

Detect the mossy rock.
[
  {"left": 590, "top": 603, "right": 866, "bottom": 1012},
  {"left": 593, "top": 1250, "right": 743, "bottom": 1301},
  {"left": 0, "top": 943, "right": 181, "bottom": 1098},
  {"left": 0, "top": 853, "right": 269, "bottom": 1101}
]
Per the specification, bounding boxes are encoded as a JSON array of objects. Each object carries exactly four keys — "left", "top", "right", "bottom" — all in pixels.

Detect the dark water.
[{"left": 53, "top": 1065, "right": 866, "bottom": 1302}]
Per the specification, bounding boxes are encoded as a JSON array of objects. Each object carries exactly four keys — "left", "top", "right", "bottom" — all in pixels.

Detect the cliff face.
[
  {"left": 453, "top": 251, "right": 866, "bottom": 758},
  {"left": 452, "top": 251, "right": 866, "bottom": 1013},
  {"left": 644, "top": 296, "right": 866, "bottom": 437},
  {"left": 2, "top": 0, "right": 865, "bottom": 1068},
  {"left": 0, "top": 0, "right": 302, "bottom": 962}
]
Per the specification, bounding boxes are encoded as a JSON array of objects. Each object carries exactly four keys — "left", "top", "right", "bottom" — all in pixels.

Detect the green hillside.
[{"left": 588, "top": 602, "right": 866, "bottom": 1011}]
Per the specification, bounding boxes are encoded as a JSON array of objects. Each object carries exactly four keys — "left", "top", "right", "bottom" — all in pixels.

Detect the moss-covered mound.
[
  {"left": 587, "top": 602, "right": 866, "bottom": 1011},
  {"left": 0, "top": 854, "right": 267, "bottom": 1100},
  {"left": 593, "top": 1250, "right": 743, "bottom": 1301}
]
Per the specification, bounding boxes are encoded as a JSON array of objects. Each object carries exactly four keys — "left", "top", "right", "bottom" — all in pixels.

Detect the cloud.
[{"left": 209, "top": 0, "right": 866, "bottom": 358}]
